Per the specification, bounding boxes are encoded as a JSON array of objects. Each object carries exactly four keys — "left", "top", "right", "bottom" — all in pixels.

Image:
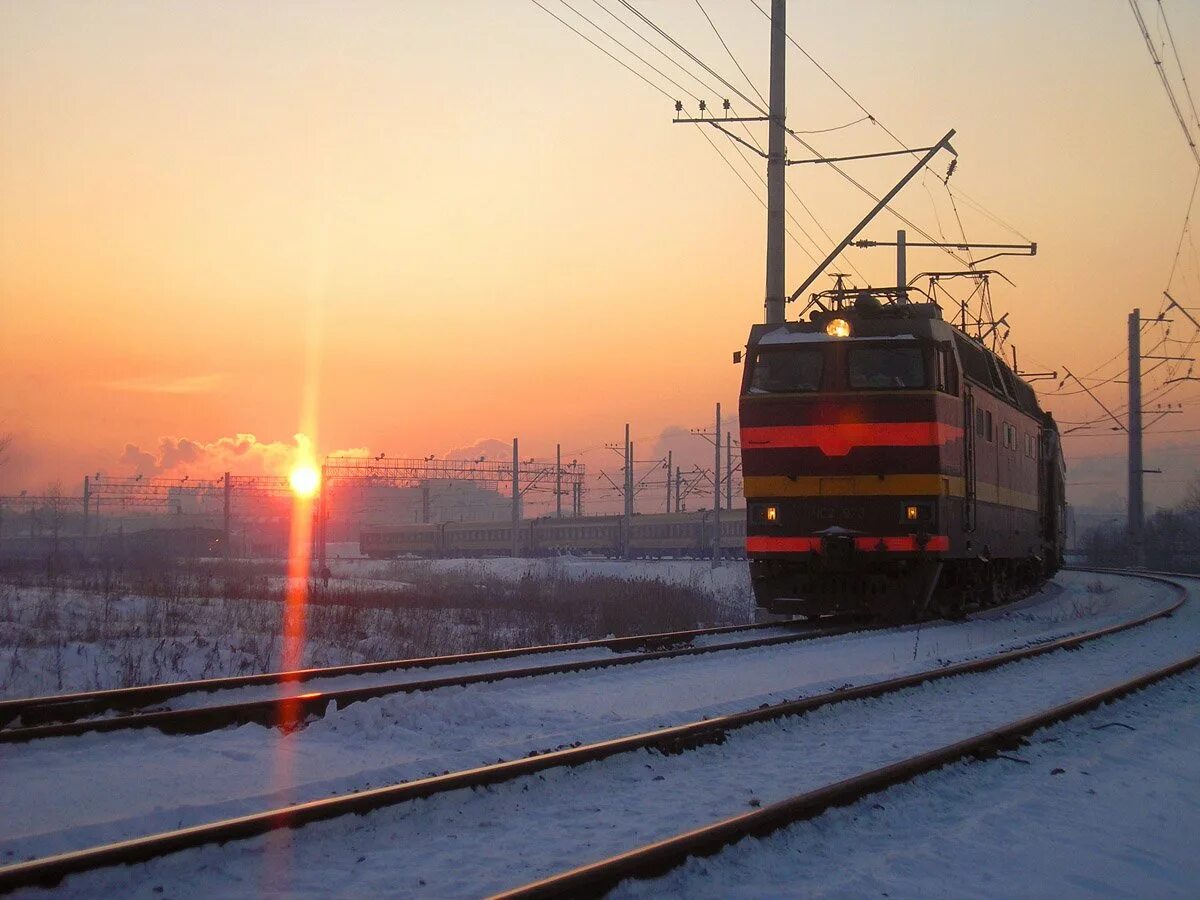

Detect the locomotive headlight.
[
  {"left": 825, "top": 318, "right": 851, "bottom": 338},
  {"left": 765, "top": 505, "right": 778, "bottom": 522},
  {"left": 902, "top": 502, "right": 934, "bottom": 524}
]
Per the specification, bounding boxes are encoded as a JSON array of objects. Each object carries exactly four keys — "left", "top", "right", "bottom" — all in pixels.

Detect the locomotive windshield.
[
  {"left": 847, "top": 343, "right": 927, "bottom": 389},
  {"left": 748, "top": 347, "right": 823, "bottom": 393}
]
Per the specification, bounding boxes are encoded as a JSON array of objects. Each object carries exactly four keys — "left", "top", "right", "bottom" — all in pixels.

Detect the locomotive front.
[{"left": 739, "top": 299, "right": 964, "bottom": 619}]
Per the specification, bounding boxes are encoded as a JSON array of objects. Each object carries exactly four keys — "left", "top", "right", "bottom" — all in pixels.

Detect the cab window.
[
  {"left": 848, "top": 344, "right": 928, "bottom": 389},
  {"left": 749, "top": 347, "right": 824, "bottom": 393}
]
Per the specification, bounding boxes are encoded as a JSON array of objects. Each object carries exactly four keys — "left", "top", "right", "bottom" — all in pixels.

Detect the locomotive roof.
[
  {"left": 745, "top": 301, "right": 950, "bottom": 345},
  {"left": 743, "top": 302, "right": 1050, "bottom": 421}
]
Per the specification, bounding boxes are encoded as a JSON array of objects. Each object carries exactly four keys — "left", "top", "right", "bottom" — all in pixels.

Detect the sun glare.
[{"left": 288, "top": 464, "right": 321, "bottom": 497}]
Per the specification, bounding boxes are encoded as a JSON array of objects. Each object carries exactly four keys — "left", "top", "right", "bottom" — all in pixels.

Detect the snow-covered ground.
[
  {"left": 324, "top": 543, "right": 752, "bottom": 595},
  {"left": 620, "top": 664, "right": 1200, "bottom": 899},
  {"left": 0, "top": 570, "right": 1187, "bottom": 892},
  {"left": 0, "top": 558, "right": 748, "bottom": 700}
]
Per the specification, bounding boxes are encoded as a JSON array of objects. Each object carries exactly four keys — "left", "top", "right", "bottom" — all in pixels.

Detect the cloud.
[
  {"left": 442, "top": 438, "right": 513, "bottom": 462},
  {"left": 647, "top": 418, "right": 740, "bottom": 473},
  {"left": 102, "top": 373, "right": 228, "bottom": 395},
  {"left": 116, "top": 433, "right": 365, "bottom": 478}
]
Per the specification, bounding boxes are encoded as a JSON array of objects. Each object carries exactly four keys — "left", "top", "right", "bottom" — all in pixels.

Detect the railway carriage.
[
  {"left": 527, "top": 515, "right": 624, "bottom": 557},
  {"left": 360, "top": 523, "right": 444, "bottom": 558},
  {"left": 740, "top": 292, "right": 1065, "bottom": 619}
]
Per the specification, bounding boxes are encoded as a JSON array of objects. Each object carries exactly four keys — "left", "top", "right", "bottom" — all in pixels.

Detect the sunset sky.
[{"left": 2, "top": 1, "right": 1199, "bottom": 512}]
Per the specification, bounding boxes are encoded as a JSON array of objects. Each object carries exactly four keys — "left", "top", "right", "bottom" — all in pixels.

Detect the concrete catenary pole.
[
  {"left": 223, "top": 471, "right": 231, "bottom": 565},
  {"left": 318, "top": 464, "right": 328, "bottom": 570},
  {"left": 713, "top": 402, "right": 721, "bottom": 567},
  {"left": 725, "top": 431, "right": 733, "bottom": 511},
  {"left": 628, "top": 441, "right": 636, "bottom": 557},
  {"left": 763, "top": 0, "right": 787, "bottom": 325},
  {"left": 1128, "top": 310, "right": 1144, "bottom": 567},
  {"left": 82, "top": 476, "right": 90, "bottom": 549},
  {"left": 556, "top": 443, "right": 562, "bottom": 518},
  {"left": 666, "top": 449, "right": 673, "bottom": 513},
  {"left": 896, "top": 229, "right": 908, "bottom": 302},
  {"left": 511, "top": 438, "right": 520, "bottom": 558},
  {"left": 623, "top": 424, "right": 632, "bottom": 559}
]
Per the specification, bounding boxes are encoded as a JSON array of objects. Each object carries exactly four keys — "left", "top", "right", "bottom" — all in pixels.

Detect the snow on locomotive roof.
[{"left": 758, "top": 327, "right": 916, "bottom": 345}]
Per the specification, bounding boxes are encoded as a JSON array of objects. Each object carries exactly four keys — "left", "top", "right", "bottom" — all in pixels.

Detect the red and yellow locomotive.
[{"left": 740, "top": 291, "right": 1066, "bottom": 619}]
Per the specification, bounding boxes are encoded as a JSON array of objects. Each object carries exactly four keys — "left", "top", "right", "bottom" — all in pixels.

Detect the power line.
[
  {"left": 785, "top": 127, "right": 972, "bottom": 267},
  {"left": 1128, "top": 0, "right": 1200, "bottom": 164},
  {"left": 529, "top": 0, "right": 677, "bottom": 102},
  {"left": 532, "top": 0, "right": 820, "bottom": 261},
  {"left": 618, "top": 0, "right": 768, "bottom": 116},
  {"left": 1166, "top": 167, "right": 1200, "bottom": 291},
  {"left": 718, "top": 131, "right": 824, "bottom": 261},
  {"left": 556, "top": 0, "right": 710, "bottom": 105},
  {"left": 587, "top": 0, "right": 724, "bottom": 103},
  {"left": 1157, "top": 0, "right": 1200, "bottom": 132},
  {"left": 793, "top": 115, "right": 872, "bottom": 135},
  {"left": 685, "top": 2, "right": 866, "bottom": 280},
  {"left": 745, "top": 0, "right": 1033, "bottom": 245},
  {"left": 1064, "top": 427, "right": 1200, "bottom": 437},
  {"left": 693, "top": 0, "right": 767, "bottom": 108},
  {"left": 694, "top": 124, "right": 821, "bottom": 265}
]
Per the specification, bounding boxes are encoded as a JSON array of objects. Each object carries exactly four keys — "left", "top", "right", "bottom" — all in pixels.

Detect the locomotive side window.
[
  {"left": 749, "top": 348, "right": 824, "bottom": 393},
  {"left": 952, "top": 332, "right": 1000, "bottom": 391},
  {"left": 936, "top": 344, "right": 959, "bottom": 395},
  {"left": 848, "top": 344, "right": 927, "bottom": 389},
  {"left": 975, "top": 408, "right": 994, "bottom": 441}
]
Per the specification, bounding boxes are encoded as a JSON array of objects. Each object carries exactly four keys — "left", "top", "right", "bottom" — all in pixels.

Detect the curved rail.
[
  {"left": 0, "top": 620, "right": 881, "bottom": 743},
  {"left": 0, "top": 619, "right": 791, "bottom": 729},
  {"left": 498, "top": 648, "right": 1200, "bottom": 898},
  {"left": 0, "top": 570, "right": 1185, "bottom": 893}
]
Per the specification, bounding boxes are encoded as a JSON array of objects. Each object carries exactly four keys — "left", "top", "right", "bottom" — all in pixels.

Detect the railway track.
[
  {"left": 0, "top": 569, "right": 1077, "bottom": 743},
  {"left": 0, "top": 618, "right": 879, "bottom": 743},
  {"left": 498, "top": 643, "right": 1200, "bottom": 899},
  {"left": 0, "top": 569, "right": 1187, "bottom": 894},
  {"left": 0, "top": 619, "right": 784, "bottom": 727}
]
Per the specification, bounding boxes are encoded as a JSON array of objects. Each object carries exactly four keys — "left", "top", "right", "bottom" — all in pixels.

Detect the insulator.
[
  {"left": 675, "top": 99, "right": 683, "bottom": 113},
  {"left": 723, "top": 98, "right": 731, "bottom": 111},
  {"left": 699, "top": 99, "right": 706, "bottom": 112}
]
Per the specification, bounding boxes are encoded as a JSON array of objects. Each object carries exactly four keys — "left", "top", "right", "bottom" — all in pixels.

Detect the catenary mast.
[{"left": 764, "top": 0, "right": 787, "bottom": 324}]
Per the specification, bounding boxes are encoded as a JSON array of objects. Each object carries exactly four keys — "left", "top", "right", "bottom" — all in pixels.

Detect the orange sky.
[{"left": 2, "top": 1, "right": 1199, "bottom": 511}]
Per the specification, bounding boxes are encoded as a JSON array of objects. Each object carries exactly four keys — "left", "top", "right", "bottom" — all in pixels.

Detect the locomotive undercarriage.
[{"left": 751, "top": 553, "right": 1049, "bottom": 622}]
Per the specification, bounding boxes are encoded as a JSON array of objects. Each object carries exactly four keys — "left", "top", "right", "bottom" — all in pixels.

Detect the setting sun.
[{"left": 288, "top": 464, "right": 321, "bottom": 498}]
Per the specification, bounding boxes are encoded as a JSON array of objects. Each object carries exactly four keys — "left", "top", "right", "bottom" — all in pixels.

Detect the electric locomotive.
[{"left": 740, "top": 288, "right": 1066, "bottom": 620}]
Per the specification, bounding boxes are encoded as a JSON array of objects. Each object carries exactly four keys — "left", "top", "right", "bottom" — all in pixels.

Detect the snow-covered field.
[
  {"left": 0, "top": 558, "right": 749, "bottom": 700},
  {"left": 1, "top": 570, "right": 1192, "bottom": 898}
]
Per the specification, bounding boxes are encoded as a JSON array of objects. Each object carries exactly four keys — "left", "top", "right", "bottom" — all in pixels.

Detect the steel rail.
[
  {"left": 0, "top": 619, "right": 801, "bottom": 731},
  {"left": 0, "top": 621, "right": 883, "bottom": 743},
  {"left": 7, "top": 566, "right": 1114, "bottom": 734},
  {"left": 497, "top": 650, "right": 1200, "bottom": 899},
  {"left": 0, "top": 571, "right": 1184, "bottom": 893}
]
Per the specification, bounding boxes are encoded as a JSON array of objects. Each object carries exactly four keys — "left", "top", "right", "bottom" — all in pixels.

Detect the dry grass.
[{"left": 0, "top": 556, "right": 742, "bottom": 698}]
